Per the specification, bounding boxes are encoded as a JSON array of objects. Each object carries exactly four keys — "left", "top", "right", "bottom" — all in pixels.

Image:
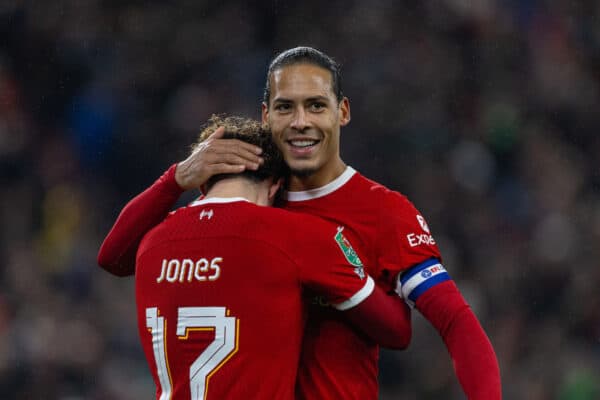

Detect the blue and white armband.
[{"left": 395, "top": 258, "right": 451, "bottom": 307}]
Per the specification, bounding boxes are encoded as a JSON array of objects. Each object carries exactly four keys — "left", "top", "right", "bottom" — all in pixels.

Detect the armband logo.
[
  {"left": 334, "top": 226, "right": 365, "bottom": 279},
  {"left": 399, "top": 260, "right": 450, "bottom": 306}
]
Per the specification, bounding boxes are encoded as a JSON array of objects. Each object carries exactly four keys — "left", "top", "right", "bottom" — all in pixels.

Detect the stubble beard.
[{"left": 289, "top": 166, "right": 319, "bottom": 178}]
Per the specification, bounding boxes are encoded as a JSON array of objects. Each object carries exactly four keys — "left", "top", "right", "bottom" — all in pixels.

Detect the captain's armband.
[{"left": 395, "top": 258, "right": 450, "bottom": 307}]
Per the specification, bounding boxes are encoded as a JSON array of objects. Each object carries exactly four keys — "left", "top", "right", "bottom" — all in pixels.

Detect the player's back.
[
  {"left": 135, "top": 197, "right": 366, "bottom": 400},
  {"left": 136, "top": 198, "right": 306, "bottom": 399}
]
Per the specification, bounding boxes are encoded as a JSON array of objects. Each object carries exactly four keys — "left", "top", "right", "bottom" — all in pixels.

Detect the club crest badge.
[{"left": 335, "top": 226, "right": 365, "bottom": 279}]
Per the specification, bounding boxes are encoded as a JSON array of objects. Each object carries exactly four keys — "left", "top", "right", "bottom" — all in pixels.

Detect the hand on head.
[{"left": 175, "top": 126, "right": 264, "bottom": 190}]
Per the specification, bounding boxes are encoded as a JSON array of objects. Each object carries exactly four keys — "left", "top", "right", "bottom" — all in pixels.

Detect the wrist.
[{"left": 163, "top": 164, "right": 186, "bottom": 194}]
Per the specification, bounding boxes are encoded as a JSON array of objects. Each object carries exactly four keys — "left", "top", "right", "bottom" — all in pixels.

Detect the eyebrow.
[
  {"left": 272, "top": 95, "right": 331, "bottom": 103},
  {"left": 306, "top": 96, "right": 330, "bottom": 103}
]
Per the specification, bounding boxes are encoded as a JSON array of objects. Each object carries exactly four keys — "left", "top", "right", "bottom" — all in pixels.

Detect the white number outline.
[{"left": 146, "top": 306, "right": 238, "bottom": 399}]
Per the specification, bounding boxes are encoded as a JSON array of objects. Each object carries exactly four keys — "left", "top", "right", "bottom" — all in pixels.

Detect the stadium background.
[{"left": 1, "top": 1, "right": 599, "bottom": 399}]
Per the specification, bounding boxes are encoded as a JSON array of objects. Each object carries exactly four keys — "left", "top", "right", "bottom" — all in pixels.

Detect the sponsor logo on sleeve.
[
  {"left": 416, "top": 215, "right": 430, "bottom": 233},
  {"left": 406, "top": 215, "right": 436, "bottom": 247},
  {"left": 334, "top": 226, "right": 365, "bottom": 279}
]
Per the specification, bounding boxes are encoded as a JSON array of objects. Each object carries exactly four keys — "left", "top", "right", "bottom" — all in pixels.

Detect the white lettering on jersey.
[
  {"left": 156, "top": 257, "right": 222, "bottom": 283},
  {"left": 407, "top": 214, "right": 435, "bottom": 247},
  {"left": 406, "top": 233, "right": 436, "bottom": 247}
]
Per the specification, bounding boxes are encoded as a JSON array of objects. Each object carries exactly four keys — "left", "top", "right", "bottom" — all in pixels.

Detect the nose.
[{"left": 290, "top": 107, "right": 309, "bottom": 132}]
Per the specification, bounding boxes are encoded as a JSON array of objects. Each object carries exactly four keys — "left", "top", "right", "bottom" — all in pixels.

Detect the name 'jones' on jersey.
[{"left": 155, "top": 257, "right": 222, "bottom": 283}]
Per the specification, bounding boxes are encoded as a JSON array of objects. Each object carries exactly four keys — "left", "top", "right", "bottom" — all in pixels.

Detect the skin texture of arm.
[
  {"left": 416, "top": 280, "right": 502, "bottom": 399},
  {"left": 343, "top": 285, "right": 412, "bottom": 349}
]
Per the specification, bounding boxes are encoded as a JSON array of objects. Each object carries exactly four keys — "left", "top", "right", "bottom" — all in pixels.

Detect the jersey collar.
[
  {"left": 190, "top": 197, "right": 251, "bottom": 207},
  {"left": 285, "top": 166, "right": 356, "bottom": 202}
]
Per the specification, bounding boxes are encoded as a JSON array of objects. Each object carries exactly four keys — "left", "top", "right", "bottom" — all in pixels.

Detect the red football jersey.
[
  {"left": 284, "top": 166, "right": 441, "bottom": 400},
  {"left": 135, "top": 197, "right": 373, "bottom": 400}
]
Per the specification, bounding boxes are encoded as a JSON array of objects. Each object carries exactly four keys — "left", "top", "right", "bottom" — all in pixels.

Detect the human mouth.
[
  {"left": 289, "top": 139, "right": 319, "bottom": 148},
  {"left": 286, "top": 139, "right": 320, "bottom": 156}
]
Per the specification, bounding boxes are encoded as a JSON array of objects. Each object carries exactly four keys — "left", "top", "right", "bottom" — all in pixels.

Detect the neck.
[
  {"left": 205, "top": 178, "right": 267, "bottom": 206},
  {"left": 287, "top": 158, "right": 347, "bottom": 191}
]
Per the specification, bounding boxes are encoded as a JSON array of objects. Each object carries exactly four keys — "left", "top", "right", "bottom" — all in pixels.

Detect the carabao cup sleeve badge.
[{"left": 334, "top": 226, "right": 365, "bottom": 279}]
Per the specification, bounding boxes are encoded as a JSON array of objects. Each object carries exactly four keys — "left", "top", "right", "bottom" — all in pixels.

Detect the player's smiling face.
[{"left": 262, "top": 63, "right": 350, "bottom": 189}]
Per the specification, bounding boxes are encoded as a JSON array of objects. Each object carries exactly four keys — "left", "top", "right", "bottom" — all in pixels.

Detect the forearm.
[
  {"left": 97, "top": 164, "right": 184, "bottom": 276},
  {"left": 416, "top": 281, "right": 501, "bottom": 399},
  {"left": 344, "top": 285, "right": 412, "bottom": 349}
]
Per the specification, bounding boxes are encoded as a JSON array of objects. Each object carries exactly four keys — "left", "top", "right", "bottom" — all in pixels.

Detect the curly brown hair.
[
  {"left": 196, "top": 114, "right": 265, "bottom": 143},
  {"left": 195, "top": 114, "right": 289, "bottom": 190}
]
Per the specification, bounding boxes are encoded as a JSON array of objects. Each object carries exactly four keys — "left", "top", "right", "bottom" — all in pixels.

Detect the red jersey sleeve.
[
  {"left": 374, "top": 189, "right": 441, "bottom": 291},
  {"left": 414, "top": 280, "right": 502, "bottom": 399},
  {"left": 372, "top": 188, "right": 501, "bottom": 398},
  {"left": 293, "top": 219, "right": 374, "bottom": 308},
  {"left": 97, "top": 164, "right": 183, "bottom": 276},
  {"left": 392, "top": 234, "right": 501, "bottom": 399},
  {"left": 343, "top": 285, "right": 412, "bottom": 350},
  {"left": 292, "top": 217, "right": 412, "bottom": 349}
]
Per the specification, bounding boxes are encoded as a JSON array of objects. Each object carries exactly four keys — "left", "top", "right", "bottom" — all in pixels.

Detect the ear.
[
  {"left": 261, "top": 102, "right": 269, "bottom": 125},
  {"left": 268, "top": 178, "right": 284, "bottom": 203},
  {"left": 339, "top": 97, "right": 351, "bottom": 127}
]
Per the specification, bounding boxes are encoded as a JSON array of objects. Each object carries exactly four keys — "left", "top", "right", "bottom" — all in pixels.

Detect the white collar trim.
[
  {"left": 285, "top": 166, "right": 356, "bottom": 201},
  {"left": 190, "top": 197, "right": 250, "bottom": 207}
]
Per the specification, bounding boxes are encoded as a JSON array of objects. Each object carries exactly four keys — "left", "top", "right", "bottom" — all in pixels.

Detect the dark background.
[{"left": 1, "top": 1, "right": 599, "bottom": 399}]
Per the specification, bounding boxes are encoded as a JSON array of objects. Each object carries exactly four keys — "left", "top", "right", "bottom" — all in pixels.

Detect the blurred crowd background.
[{"left": 1, "top": 1, "right": 599, "bottom": 399}]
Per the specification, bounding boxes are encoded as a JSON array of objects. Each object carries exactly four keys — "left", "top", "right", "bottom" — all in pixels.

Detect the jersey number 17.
[{"left": 145, "top": 306, "right": 239, "bottom": 400}]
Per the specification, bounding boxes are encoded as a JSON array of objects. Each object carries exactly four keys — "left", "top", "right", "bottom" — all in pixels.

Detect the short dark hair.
[
  {"left": 195, "top": 115, "right": 289, "bottom": 190},
  {"left": 263, "top": 46, "right": 343, "bottom": 106}
]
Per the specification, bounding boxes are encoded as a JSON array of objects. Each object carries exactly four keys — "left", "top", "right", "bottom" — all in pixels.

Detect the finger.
[
  {"left": 209, "top": 140, "right": 264, "bottom": 164},
  {"left": 207, "top": 126, "right": 226, "bottom": 139},
  {"left": 207, "top": 126, "right": 262, "bottom": 155},
  {"left": 213, "top": 137, "right": 263, "bottom": 156},
  {"left": 209, "top": 153, "right": 261, "bottom": 170},
  {"left": 209, "top": 163, "right": 247, "bottom": 175},
  {"left": 199, "top": 148, "right": 260, "bottom": 169}
]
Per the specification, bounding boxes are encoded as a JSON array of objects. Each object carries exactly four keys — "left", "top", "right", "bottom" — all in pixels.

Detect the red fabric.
[
  {"left": 284, "top": 169, "right": 440, "bottom": 399},
  {"left": 415, "top": 280, "right": 502, "bottom": 400},
  {"left": 344, "top": 287, "right": 411, "bottom": 350},
  {"left": 98, "top": 164, "right": 501, "bottom": 399},
  {"left": 285, "top": 169, "right": 442, "bottom": 292},
  {"left": 136, "top": 199, "right": 375, "bottom": 399},
  {"left": 285, "top": 168, "right": 500, "bottom": 399},
  {"left": 97, "top": 164, "right": 183, "bottom": 276}
]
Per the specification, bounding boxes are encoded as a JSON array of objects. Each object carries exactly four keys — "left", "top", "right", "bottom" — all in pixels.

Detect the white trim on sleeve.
[{"left": 332, "top": 276, "right": 375, "bottom": 311}]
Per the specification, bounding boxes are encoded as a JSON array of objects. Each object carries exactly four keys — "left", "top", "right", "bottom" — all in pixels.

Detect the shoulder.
[
  {"left": 270, "top": 207, "right": 339, "bottom": 236},
  {"left": 137, "top": 205, "right": 189, "bottom": 253},
  {"left": 262, "top": 208, "right": 342, "bottom": 258},
  {"left": 352, "top": 173, "right": 434, "bottom": 245},
  {"left": 352, "top": 171, "right": 417, "bottom": 213}
]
